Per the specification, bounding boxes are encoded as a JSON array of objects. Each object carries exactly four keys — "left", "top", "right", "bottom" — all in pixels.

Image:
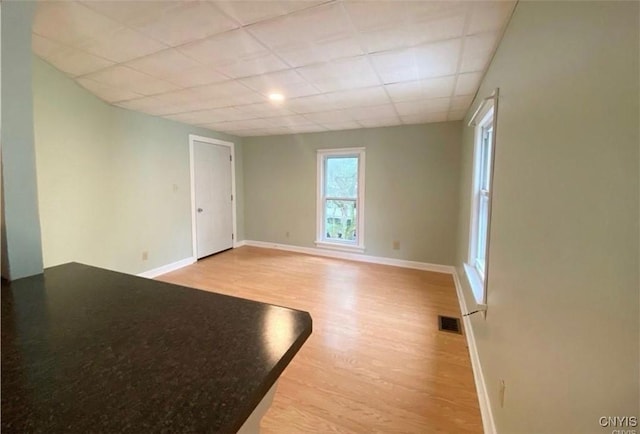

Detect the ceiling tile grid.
[{"left": 32, "top": 0, "right": 515, "bottom": 137}]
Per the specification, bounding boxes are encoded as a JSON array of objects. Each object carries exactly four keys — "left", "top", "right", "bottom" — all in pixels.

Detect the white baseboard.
[
  {"left": 452, "top": 269, "right": 496, "bottom": 434},
  {"left": 234, "top": 240, "right": 247, "bottom": 248},
  {"left": 242, "top": 240, "right": 454, "bottom": 274},
  {"left": 137, "top": 256, "right": 196, "bottom": 279}
]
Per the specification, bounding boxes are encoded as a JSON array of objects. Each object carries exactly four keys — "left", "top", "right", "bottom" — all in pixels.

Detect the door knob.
[{"left": 197, "top": 208, "right": 203, "bottom": 213}]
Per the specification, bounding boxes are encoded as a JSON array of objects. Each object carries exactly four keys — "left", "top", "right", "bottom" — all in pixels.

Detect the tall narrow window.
[
  {"left": 316, "top": 148, "right": 365, "bottom": 252},
  {"left": 474, "top": 120, "right": 493, "bottom": 278},
  {"left": 466, "top": 93, "right": 497, "bottom": 306}
]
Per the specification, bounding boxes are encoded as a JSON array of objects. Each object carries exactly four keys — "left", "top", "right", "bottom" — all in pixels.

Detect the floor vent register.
[{"left": 438, "top": 315, "right": 462, "bottom": 334}]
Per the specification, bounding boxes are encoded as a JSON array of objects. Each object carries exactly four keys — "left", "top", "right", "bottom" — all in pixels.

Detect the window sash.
[
  {"left": 470, "top": 106, "right": 495, "bottom": 283},
  {"left": 322, "top": 155, "right": 359, "bottom": 244},
  {"left": 316, "top": 148, "right": 365, "bottom": 251}
]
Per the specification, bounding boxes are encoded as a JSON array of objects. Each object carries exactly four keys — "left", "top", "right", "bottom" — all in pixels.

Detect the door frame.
[{"left": 188, "top": 134, "right": 237, "bottom": 259}]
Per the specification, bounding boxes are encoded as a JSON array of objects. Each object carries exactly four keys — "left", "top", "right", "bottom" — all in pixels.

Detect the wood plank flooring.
[{"left": 158, "top": 246, "right": 482, "bottom": 433}]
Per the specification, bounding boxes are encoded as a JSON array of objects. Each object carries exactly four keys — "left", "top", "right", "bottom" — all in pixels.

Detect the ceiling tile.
[
  {"left": 285, "top": 94, "right": 342, "bottom": 114},
  {"left": 468, "top": 2, "right": 515, "bottom": 35},
  {"left": 33, "top": 2, "right": 120, "bottom": 46},
  {"left": 357, "top": 117, "right": 401, "bottom": 128},
  {"left": 288, "top": 124, "right": 327, "bottom": 134},
  {"left": 129, "top": 78, "right": 181, "bottom": 97},
  {"left": 235, "top": 102, "right": 296, "bottom": 117},
  {"left": 194, "top": 80, "right": 255, "bottom": 99},
  {"left": 371, "top": 38, "right": 461, "bottom": 84},
  {"left": 168, "top": 107, "right": 255, "bottom": 125},
  {"left": 130, "top": 1, "right": 239, "bottom": 47},
  {"left": 125, "top": 49, "right": 203, "bottom": 78},
  {"left": 325, "top": 86, "right": 391, "bottom": 109},
  {"left": 215, "top": 1, "right": 325, "bottom": 26},
  {"left": 460, "top": 32, "right": 500, "bottom": 73},
  {"left": 317, "top": 121, "right": 362, "bottom": 131},
  {"left": 202, "top": 118, "right": 274, "bottom": 131},
  {"left": 163, "top": 98, "right": 231, "bottom": 113},
  {"left": 165, "top": 65, "right": 230, "bottom": 88},
  {"left": 401, "top": 111, "right": 449, "bottom": 124},
  {"left": 413, "top": 38, "right": 462, "bottom": 80},
  {"left": 249, "top": 127, "right": 297, "bottom": 136},
  {"left": 192, "top": 81, "right": 267, "bottom": 107},
  {"left": 33, "top": 35, "right": 113, "bottom": 77},
  {"left": 296, "top": 56, "right": 380, "bottom": 92},
  {"left": 179, "top": 28, "right": 268, "bottom": 67},
  {"left": 451, "top": 95, "right": 474, "bottom": 112},
  {"left": 149, "top": 89, "right": 206, "bottom": 107},
  {"left": 302, "top": 110, "right": 356, "bottom": 124},
  {"left": 115, "top": 96, "right": 177, "bottom": 116},
  {"left": 214, "top": 53, "right": 289, "bottom": 79},
  {"left": 344, "top": 1, "right": 407, "bottom": 33},
  {"left": 47, "top": 49, "right": 113, "bottom": 77},
  {"left": 247, "top": 3, "right": 354, "bottom": 50},
  {"left": 32, "top": 34, "right": 69, "bottom": 59},
  {"left": 275, "top": 37, "right": 364, "bottom": 68},
  {"left": 264, "top": 114, "right": 316, "bottom": 128},
  {"left": 239, "top": 70, "right": 320, "bottom": 98},
  {"left": 76, "top": 77, "right": 142, "bottom": 103},
  {"left": 355, "top": 26, "right": 411, "bottom": 54},
  {"left": 395, "top": 98, "right": 451, "bottom": 117},
  {"left": 455, "top": 72, "right": 483, "bottom": 96},
  {"left": 385, "top": 76, "right": 456, "bottom": 103},
  {"left": 76, "top": 26, "right": 167, "bottom": 63},
  {"left": 370, "top": 48, "right": 417, "bottom": 83},
  {"left": 247, "top": 2, "right": 363, "bottom": 66},
  {"left": 82, "top": 65, "right": 179, "bottom": 96},
  {"left": 34, "top": 0, "right": 513, "bottom": 134},
  {"left": 80, "top": 1, "right": 175, "bottom": 27},
  {"left": 408, "top": 11, "right": 466, "bottom": 47},
  {"left": 348, "top": 104, "right": 398, "bottom": 121}
]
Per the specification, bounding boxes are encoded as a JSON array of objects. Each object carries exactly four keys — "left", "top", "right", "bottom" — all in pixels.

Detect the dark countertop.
[{"left": 1, "top": 262, "right": 312, "bottom": 433}]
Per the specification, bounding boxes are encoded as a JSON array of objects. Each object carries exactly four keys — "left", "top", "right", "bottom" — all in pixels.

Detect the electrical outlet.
[
  {"left": 142, "top": 251, "right": 148, "bottom": 261},
  {"left": 499, "top": 380, "right": 506, "bottom": 408},
  {"left": 392, "top": 240, "right": 400, "bottom": 250}
]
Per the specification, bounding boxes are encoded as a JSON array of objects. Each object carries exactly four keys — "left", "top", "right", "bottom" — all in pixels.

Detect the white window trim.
[
  {"left": 315, "top": 147, "right": 365, "bottom": 253},
  {"left": 466, "top": 92, "right": 498, "bottom": 307}
]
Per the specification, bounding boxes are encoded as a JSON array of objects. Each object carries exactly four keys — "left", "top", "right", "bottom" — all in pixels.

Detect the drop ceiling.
[{"left": 32, "top": 1, "right": 515, "bottom": 137}]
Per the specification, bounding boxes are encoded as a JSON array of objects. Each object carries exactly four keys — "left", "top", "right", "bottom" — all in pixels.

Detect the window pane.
[
  {"left": 324, "top": 199, "right": 357, "bottom": 241},
  {"left": 325, "top": 156, "right": 358, "bottom": 198},
  {"left": 476, "top": 194, "right": 489, "bottom": 270},
  {"left": 480, "top": 126, "right": 493, "bottom": 191}
]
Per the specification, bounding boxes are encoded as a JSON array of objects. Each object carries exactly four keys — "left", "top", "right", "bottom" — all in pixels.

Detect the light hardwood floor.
[{"left": 159, "top": 246, "right": 482, "bottom": 434}]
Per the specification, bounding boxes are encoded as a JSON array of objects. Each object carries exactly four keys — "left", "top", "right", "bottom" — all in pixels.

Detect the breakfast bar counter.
[{"left": 1, "top": 262, "right": 312, "bottom": 433}]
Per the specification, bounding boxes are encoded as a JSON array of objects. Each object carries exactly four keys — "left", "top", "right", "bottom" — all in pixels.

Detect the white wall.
[
  {"left": 455, "top": 2, "right": 639, "bottom": 432},
  {"left": 33, "top": 57, "right": 244, "bottom": 275},
  {"left": 243, "top": 123, "right": 462, "bottom": 265}
]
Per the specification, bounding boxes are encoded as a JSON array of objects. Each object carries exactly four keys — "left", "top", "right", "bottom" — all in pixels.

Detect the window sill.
[
  {"left": 315, "top": 240, "right": 365, "bottom": 253},
  {"left": 463, "top": 263, "right": 488, "bottom": 308}
]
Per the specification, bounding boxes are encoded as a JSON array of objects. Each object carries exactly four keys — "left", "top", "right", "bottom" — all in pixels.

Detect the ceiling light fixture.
[{"left": 268, "top": 93, "right": 285, "bottom": 102}]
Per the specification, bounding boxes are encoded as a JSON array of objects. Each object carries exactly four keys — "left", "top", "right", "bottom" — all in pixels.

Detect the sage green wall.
[
  {"left": 1, "top": 0, "right": 44, "bottom": 279},
  {"left": 33, "top": 57, "right": 244, "bottom": 275},
  {"left": 243, "top": 123, "right": 462, "bottom": 265},
  {"left": 455, "top": 2, "right": 639, "bottom": 432}
]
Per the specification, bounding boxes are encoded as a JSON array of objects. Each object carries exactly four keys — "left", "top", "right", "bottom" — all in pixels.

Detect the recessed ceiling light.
[{"left": 268, "top": 93, "right": 285, "bottom": 102}]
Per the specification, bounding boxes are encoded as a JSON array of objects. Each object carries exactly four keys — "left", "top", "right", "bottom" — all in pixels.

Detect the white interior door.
[{"left": 193, "top": 141, "right": 233, "bottom": 259}]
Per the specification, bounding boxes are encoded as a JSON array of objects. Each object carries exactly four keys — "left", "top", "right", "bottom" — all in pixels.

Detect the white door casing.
[{"left": 189, "top": 135, "right": 236, "bottom": 259}]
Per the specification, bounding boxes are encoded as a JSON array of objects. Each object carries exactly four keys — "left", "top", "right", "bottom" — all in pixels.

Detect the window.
[
  {"left": 316, "top": 148, "right": 365, "bottom": 252},
  {"left": 465, "top": 95, "right": 497, "bottom": 306}
]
